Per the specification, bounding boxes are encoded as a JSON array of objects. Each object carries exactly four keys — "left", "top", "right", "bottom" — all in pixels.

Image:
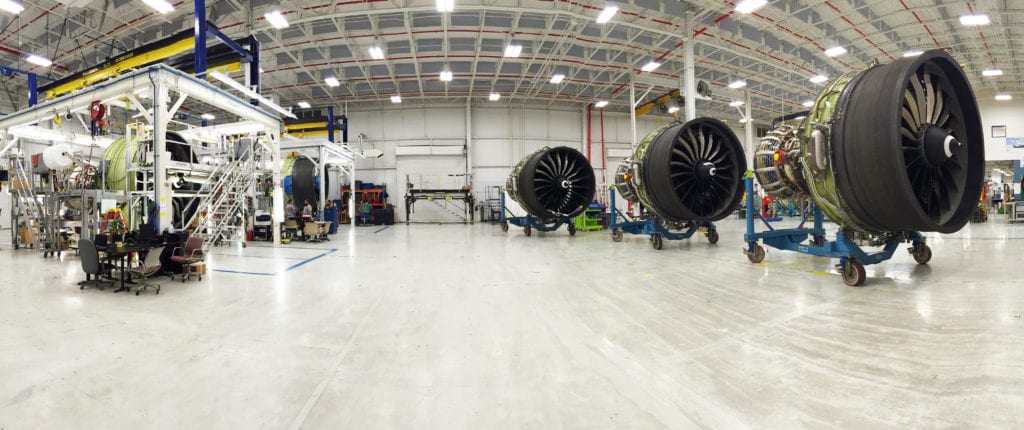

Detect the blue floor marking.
[
  {"left": 374, "top": 226, "right": 389, "bottom": 233},
  {"left": 213, "top": 248, "right": 339, "bottom": 276}
]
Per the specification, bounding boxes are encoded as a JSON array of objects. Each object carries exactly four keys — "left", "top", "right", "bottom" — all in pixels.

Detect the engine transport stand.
[
  {"left": 608, "top": 187, "right": 718, "bottom": 250},
  {"left": 499, "top": 189, "right": 575, "bottom": 237},
  {"left": 741, "top": 175, "right": 931, "bottom": 286}
]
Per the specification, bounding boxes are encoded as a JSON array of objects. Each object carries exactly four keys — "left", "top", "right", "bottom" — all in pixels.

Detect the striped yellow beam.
[{"left": 634, "top": 89, "right": 681, "bottom": 118}]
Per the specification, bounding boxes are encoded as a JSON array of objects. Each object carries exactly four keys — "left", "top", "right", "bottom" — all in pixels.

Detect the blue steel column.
[
  {"left": 27, "top": 73, "right": 37, "bottom": 106},
  {"left": 327, "top": 106, "right": 335, "bottom": 143},
  {"left": 194, "top": 0, "right": 207, "bottom": 78},
  {"left": 608, "top": 187, "right": 617, "bottom": 229},
  {"left": 247, "top": 35, "right": 260, "bottom": 106}
]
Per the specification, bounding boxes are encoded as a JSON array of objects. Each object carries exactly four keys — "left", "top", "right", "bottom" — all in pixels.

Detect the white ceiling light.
[
  {"left": 297, "top": 101, "right": 311, "bottom": 109},
  {"left": 141, "top": 0, "right": 174, "bottom": 14},
  {"left": 489, "top": 93, "right": 501, "bottom": 101},
  {"left": 809, "top": 74, "right": 829, "bottom": 84},
  {"left": 504, "top": 43, "right": 523, "bottom": 58},
  {"left": 596, "top": 5, "right": 618, "bottom": 23},
  {"left": 368, "top": 45, "right": 385, "bottom": 60},
  {"left": 201, "top": 113, "right": 216, "bottom": 120},
  {"left": 729, "top": 100, "right": 744, "bottom": 107},
  {"left": 439, "top": 69, "right": 453, "bottom": 82},
  {"left": 641, "top": 61, "right": 661, "bottom": 73},
  {"left": 325, "top": 77, "right": 340, "bottom": 87},
  {"left": 802, "top": 100, "right": 814, "bottom": 107},
  {"left": 982, "top": 69, "right": 1003, "bottom": 77},
  {"left": 728, "top": 79, "right": 747, "bottom": 89},
  {"left": 390, "top": 95, "right": 402, "bottom": 103},
  {"left": 794, "top": 115, "right": 807, "bottom": 120},
  {"left": 25, "top": 54, "right": 52, "bottom": 67},
  {"left": 550, "top": 73, "right": 565, "bottom": 84},
  {"left": 734, "top": 0, "right": 767, "bottom": 14},
  {"left": 595, "top": 100, "right": 609, "bottom": 108},
  {"left": 0, "top": 0, "right": 25, "bottom": 14},
  {"left": 994, "top": 94, "right": 1012, "bottom": 101},
  {"left": 667, "top": 105, "right": 680, "bottom": 114},
  {"left": 960, "top": 14, "right": 990, "bottom": 26},
  {"left": 903, "top": 49, "right": 924, "bottom": 58},
  {"left": 436, "top": 0, "right": 454, "bottom": 12},
  {"left": 739, "top": 118, "right": 750, "bottom": 123},
  {"left": 824, "top": 46, "right": 847, "bottom": 57},
  {"left": 264, "top": 10, "right": 289, "bottom": 29}
]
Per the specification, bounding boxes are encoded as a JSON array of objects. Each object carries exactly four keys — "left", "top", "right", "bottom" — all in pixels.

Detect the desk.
[{"left": 105, "top": 243, "right": 159, "bottom": 293}]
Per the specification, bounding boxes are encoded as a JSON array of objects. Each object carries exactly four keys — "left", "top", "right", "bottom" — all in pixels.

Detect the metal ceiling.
[{"left": 0, "top": 0, "right": 1021, "bottom": 122}]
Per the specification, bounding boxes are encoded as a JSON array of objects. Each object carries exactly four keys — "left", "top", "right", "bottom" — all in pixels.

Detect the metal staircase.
[
  {"left": 183, "top": 144, "right": 259, "bottom": 251},
  {"left": 8, "top": 157, "right": 57, "bottom": 254}
]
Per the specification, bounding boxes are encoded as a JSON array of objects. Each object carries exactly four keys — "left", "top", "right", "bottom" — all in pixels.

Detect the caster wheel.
[
  {"left": 841, "top": 260, "right": 866, "bottom": 287},
  {"left": 501, "top": 221, "right": 509, "bottom": 232},
  {"left": 156, "top": 289, "right": 160, "bottom": 295},
  {"left": 811, "top": 236, "right": 825, "bottom": 247},
  {"left": 913, "top": 244, "right": 932, "bottom": 264},
  {"left": 707, "top": 229, "right": 719, "bottom": 244},
  {"left": 568, "top": 225, "right": 576, "bottom": 236},
  {"left": 182, "top": 278, "right": 186, "bottom": 283},
  {"left": 651, "top": 234, "right": 663, "bottom": 250},
  {"left": 242, "top": 243, "right": 247, "bottom": 248},
  {"left": 198, "top": 277, "right": 202, "bottom": 281},
  {"left": 747, "top": 245, "right": 765, "bottom": 263},
  {"left": 135, "top": 290, "right": 140, "bottom": 296},
  {"left": 611, "top": 227, "right": 623, "bottom": 242},
  {"left": 80, "top": 285, "right": 84, "bottom": 290},
  {"left": 524, "top": 224, "right": 532, "bottom": 237}
]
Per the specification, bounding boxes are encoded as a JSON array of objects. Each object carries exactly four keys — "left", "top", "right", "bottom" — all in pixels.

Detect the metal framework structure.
[{"left": 1, "top": 0, "right": 1020, "bottom": 124}]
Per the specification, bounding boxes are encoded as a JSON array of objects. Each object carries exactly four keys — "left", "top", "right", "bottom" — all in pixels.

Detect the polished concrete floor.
[{"left": 1, "top": 215, "right": 1022, "bottom": 428}]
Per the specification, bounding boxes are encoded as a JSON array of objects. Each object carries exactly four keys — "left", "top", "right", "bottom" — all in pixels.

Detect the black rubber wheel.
[
  {"left": 568, "top": 224, "right": 576, "bottom": 236},
  {"left": 501, "top": 221, "right": 509, "bottom": 232},
  {"left": 707, "top": 229, "right": 719, "bottom": 244},
  {"left": 811, "top": 236, "right": 825, "bottom": 247},
  {"left": 80, "top": 285, "right": 84, "bottom": 290},
  {"left": 135, "top": 290, "right": 140, "bottom": 296},
  {"left": 611, "top": 227, "right": 623, "bottom": 242},
  {"left": 747, "top": 245, "right": 765, "bottom": 263},
  {"left": 913, "top": 244, "right": 932, "bottom": 264},
  {"left": 842, "top": 260, "right": 866, "bottom": 286},
  {"left": 524, "top": 224, "right": 532, "bottom": 237},
  {"left": 652, "top": 234, "right": 663, "bottom": 250},
  {"left": 198, "top": 277, "right": 201, "bottom": 281}
]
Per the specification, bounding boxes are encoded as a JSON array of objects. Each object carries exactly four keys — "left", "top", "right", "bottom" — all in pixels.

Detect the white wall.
[
  {"left": 980, "top": 98, "right": 1024, "bottom": 162},
  {"left": 344, "top": 104, "right": 754, "bottom": 221}
]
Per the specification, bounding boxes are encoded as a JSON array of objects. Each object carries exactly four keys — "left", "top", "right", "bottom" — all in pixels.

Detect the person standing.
[{"left": 285, "top": 199, "right": 297, "bottom": 220}]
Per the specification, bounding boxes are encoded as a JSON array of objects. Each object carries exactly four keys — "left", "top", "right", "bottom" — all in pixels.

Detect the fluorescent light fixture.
[
  {"left": 201, "top": 113, "right": 216, "bottom": 120},
  {"left": 995, "top": 94, "right": 1012, "bottom": 101},
  {"left": 809, "top": 74, "right": 828, "bottom": 84},
  {"left": 824, "top": 46, "right": 847, "bottom": 57},
  {"left": 734, "top": 0, "right": 767, "bottom": 14},
  {"left": 25, "top": 54, "right": 52, "bottom": 67},
  {"left": 727, "top": 79, "right": 747, "bottom": 89},
  {"left": 795, "top": 115, "right": 807, "bottom": 120},
  {"left": 596, "top": 5, "right": 618, "bottom": 23},
  {"left": 209, "top": 70, "right": 297, "bottom": 119},
  {"left": 439, "top": 70, "right": 453, "bottom": 82},
  {"left": 390, "top": 95, "right": 402, "bottom": 103},
  {"left": 489, "top": 93, "right": 501, "bottom": 101},
  {"left": 802, "top": 100, "right": 815, "bottom": 107},
  {"left": 595, "top": 100, "right": 609, "bottom": 108},
  {"left": 667, "top": 105, "right": 680, "bottom": 114},
  {"left": 729, "top": 100, "right": 744, "bottom": 107},
  {"left": 982, "top": 69, "right": 1003, "bottom": 77},
  {"left": 0, "top": 0, "right": 25, "bottom": 14},
  {"left": 960, "top": 14, "right": 990, "bottom": 26},
  {"left": 297, "top": 101, "right": 311, "bottom": 109},
  {"left": 550, "top": 73, "right": 565, "bottom": 84},
  {"left": 641, "top": 61, "right": 661, "bottom": 72},
  {"left": 264, "top": 10, "right": 289, "bottom": 29},
  {"left": 739, "top": 118, "right": 750, "bottom": 123},
  {"left": 903, "top": 49, "right": 924, "bottom": 58},
  {"left": 436, "top": 0, "right": 454, "bottom": 12},
  {"left": 368, "top": 46, "right": 385, "bottom": 60},
  {"left": 141, "top": 0, "right": 174, "bottom": 14},
  {"left": 504, "top": 43, "right": 523, "bottom": 58},
  {"left": 325, "top": 77, "right": 341, "bottom": 87}
]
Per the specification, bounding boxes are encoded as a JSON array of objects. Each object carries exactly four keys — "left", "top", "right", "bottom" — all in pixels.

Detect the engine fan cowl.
[{"left": 506, "top": 146, "right": 596, "bottom": 220}]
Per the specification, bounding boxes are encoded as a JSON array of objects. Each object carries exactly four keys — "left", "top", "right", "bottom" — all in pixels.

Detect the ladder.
[
  {"left": 184, "top": 144, "right": 259, "bottom": 252},
  {"left": 9, "top": 157, "right": 56, "bottom": 253}
]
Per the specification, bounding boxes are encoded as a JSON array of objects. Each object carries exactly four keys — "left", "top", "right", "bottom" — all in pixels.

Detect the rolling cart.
[
  {"left": 607, "top": 187, "right": 718, "bottom": 250},
  {"left": 499, "top": 189, "right": 575, "bottom": 236}
]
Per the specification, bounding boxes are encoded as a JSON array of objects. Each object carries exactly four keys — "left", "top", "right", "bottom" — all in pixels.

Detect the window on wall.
[{"left": 756, "top": 126, "right": 769, "bottom": 137}]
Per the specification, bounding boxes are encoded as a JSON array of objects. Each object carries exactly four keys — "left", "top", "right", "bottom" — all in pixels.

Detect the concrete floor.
[{"left": 1, "top": 215, "right": 1022, "bottom": 428}]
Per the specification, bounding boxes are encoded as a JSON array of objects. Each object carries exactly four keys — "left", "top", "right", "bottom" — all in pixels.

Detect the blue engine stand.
[
  {"left": 742, "top": 176, "right": 931, "bottom": 286},
  {"left": 499, "top": 190, "right": 575, "bottom": 236},
  {"left": 608, "top": 188, "right": 718, "bottom": 250}
]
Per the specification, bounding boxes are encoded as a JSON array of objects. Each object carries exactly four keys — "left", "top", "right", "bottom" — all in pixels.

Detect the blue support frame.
[
  {"left": 607, "top": 187, "right": 715, "bottom": 243},
  {"left": 742, "top": 175, "right": 927, "bottom": 285},
  {"left": 27, "top": 73, "right": 37, "bottom": 107},
  {"left": 194, "top": 0, "right": 207, "bottom": 78},
  {"left": 499, "top": 190, "right": 572, "bottom": 234},
  {"left": 327, "top": 106, "right": 335, "bottom": 143}
]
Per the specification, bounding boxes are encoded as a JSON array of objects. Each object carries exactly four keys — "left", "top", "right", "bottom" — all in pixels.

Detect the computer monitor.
[{"left": 139, "top": 222, "right": 158, "bottom": 244}]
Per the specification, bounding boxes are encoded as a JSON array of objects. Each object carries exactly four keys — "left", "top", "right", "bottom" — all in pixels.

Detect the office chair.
[
  {"left": 170, "top": 236, "right": 205, "bottom": 282},
  {"left": 320, "top": 222, "right": 332, "bottom": 241},
  {"left": 78, "top": 239, "right": 113, "bottom": 290},
  {"left": 130, "top": 246, "right": 165, "bottom": 295},
  {"left": 283, "top": 219, "right": 299, "bottom": 239},
  {"left": 303, "top": 222, "right": 321, "bottom": 242}
]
